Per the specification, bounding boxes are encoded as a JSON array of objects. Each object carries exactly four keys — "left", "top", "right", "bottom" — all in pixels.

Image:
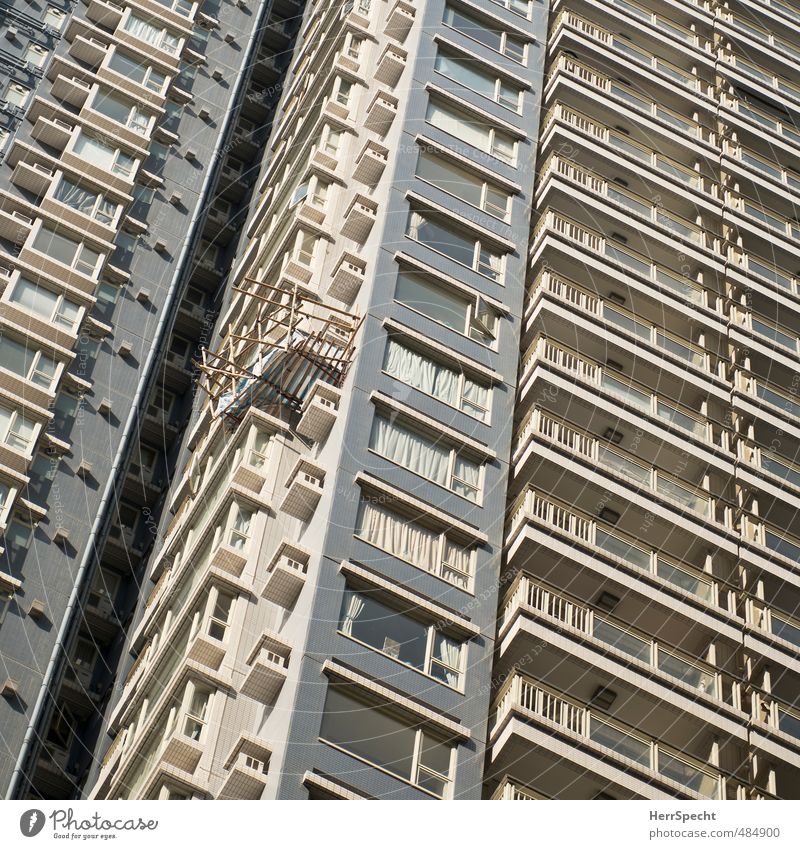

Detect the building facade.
[
  {"left": 3, "top": 0, "right": 800, "bottom": 803},
  {"left": 485, "top": 0, "right": 800, "bottom": 801},
  {"left": 0, "top": 0, "right": 301, "bottom": 799}
]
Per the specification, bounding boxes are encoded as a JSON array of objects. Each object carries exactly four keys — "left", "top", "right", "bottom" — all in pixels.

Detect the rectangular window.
[
  {"left": 8, "top": 277, "right": 82, "bottom": 332},
  {"left": 434, "top": 51, "right": 522, "bottom": 112},
  {"left": 54, "top": 179, "right": 118, "bottom": 225},
  {"left": 0, "top": 403, "right": 36, "bottom": 452},
  {"left": 356, "top": 497, "right": 474, "bottom": 589},
  {"left": 394, "top": 270, "right": 499, "bottom": 345},
  {"left": 383, "top": 337, "right": 490, "bottom": 421},
  {"left": 31, "top": 227, "right": 101, "bottom": 277},
  {"left": 124, "top": 15, "right": 181, "bottom": 54},
  {"left": 426, "top": 98, "right": 517, "bottom": 165},
  {"left": 416, "top": 148, "right": 511, "bottom": 219},
  {"left": 320, "top": 684, "right": 455, "bottom": 797},
  {"left": 0, "top": 335, "right": 59, "bottom": 389},
  {"left": 108, "top": 50, "right": 168, "bottom": 93},
  {"left": 369, "top": 413, "right": 482, "bottom": 501},
  {"left": 407, "top": 209, "right": 505, "bottom": 281},
  {"left": 92, "top": 89, "right": 154, "bottom": 136},
  {"left": 24, "top": 44, "right": 48, "bottom": 68},
  {"left": 443, "top": 5, "right": 527, "bottom": 63},
  {"left": 340, "top": 588, "right": 464, "bottom": 687},
  {"left": 73, "top": 133, "right": 137, "bottom": 178},
  {"left": 5, "top": 83, "right": 30, "bottom": 108}
]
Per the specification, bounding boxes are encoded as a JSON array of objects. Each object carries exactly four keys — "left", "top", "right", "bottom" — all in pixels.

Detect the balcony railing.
[
  {"left": 530, "top": 270, "right": 712, "bottom": 373},
  {"left": 521, "top": 336, "right": 714, "bottom": 443},
  {"left": 531, "top": 209, "right": 712, "bottom": 309},
  {"left": 546, "top": 54, "right": 705, "bottom": 141},
  {"left": 746, "top": 595, "right": 800, "bottom": 653},
  {"left": 553, "top": 10, "right": 704, "bottom": 90},
  {"left": 604, "top": 0, "right": 708, "bottom": 48},
  {"left": 720, "top": 91, "right": 800, "bottom": 148},
  {"left": 493, "top": 673, "right": 723, "bottom": 798},
  {"left": 729, "top": 193, "right": 800, "bottom": 243},
  {"left": 542, "top": 102, "right": 712, "bottom": 195},
  {"left": 539, "top": 154, "right": 708, "bottom": 247},
  {"left": 514, "top": 407, "right": 714, "bottom": 517},
  {"left": 509, "top": 486, "right": 718, "bottom": 605},
  {"left": 721, "top": 51, "right": 800, "bottom": 104},
  {"left": 735, "top": 370, "right": 800, "bottom": 422},
  {"left": 722, "top": 9, "right": 800, "bottom": 64},
  {"left": 752, "top": 689, "right": 800, "bottom": 743},
  {"left": 741, "top": 512, "right": 800, "bottom": 571},
  {"left": 491, "top": 776, "right": 546, "bottom": 800},
  {"left": 738, "top": 439, "right": 800, "bottom": 494},
  {"left": 731, "top": 305, "right": 800, "bottom": 359},
  {"left": 502, "top": 574, "right": 725, "bottom": 700}
]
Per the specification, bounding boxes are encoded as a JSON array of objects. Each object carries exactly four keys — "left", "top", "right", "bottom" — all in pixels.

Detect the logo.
[{"left": 20, "top": 810, "right": 46, "bottom": 838}]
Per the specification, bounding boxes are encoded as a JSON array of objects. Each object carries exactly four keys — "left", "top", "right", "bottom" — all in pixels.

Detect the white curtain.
[
  {"left": 357, "top": 500, "right": 437, "bottom": 570},
  {"left": 384, "top": 339, "right": 458, "bottom": 407},
  {"left": 370, "top": 416, "right": 449, "bottom": 486},
  {"left": 125, "top": 15, "right": 160, "bottom": 44},
  {"left": 436, "top": 636, "right": 461, "bottom": 688},
  {"left": 441, "top": 540, "right": 471, "bottom": 588},
  {"left": 341, "top": 592, "right": 365, "bottom": 636},
  {"left": 462, "top": 379, "right": 489, "bottom": 419},
  {"left": 453, "top": 456, "right": 480, "bottom": 498}
]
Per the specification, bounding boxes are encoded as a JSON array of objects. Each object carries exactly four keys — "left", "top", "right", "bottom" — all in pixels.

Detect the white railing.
[
  {"left": 509, "top": 487, "right": 718, "bottom": 604},
  {"left": 721, "top": 91, "right": 800, "bottom": 147},
  {"left": 731, "top": 305, "right": 800, "bottom": 358},
  {"left": 521, "top": 336, "right": 712, "bottom": 443},
  {"left": 494, "top": 674, "right": 722, "bottom": 798},
  {"left": 514, "top": 407, "right": 713, "bottom": 517}
]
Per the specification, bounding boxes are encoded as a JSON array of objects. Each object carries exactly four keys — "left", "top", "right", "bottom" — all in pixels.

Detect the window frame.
[
  {"left": 433, "top": 49, "right": 523, "bottom": 114},
  {"left": 6, "top": 276, "right": 84, "bottom": 333},
  {"left": 443, "top": 5, "right": 528, "bottom": 65},
  {"left": 426, "top": 97, "right": 518, "bottom": 166}
]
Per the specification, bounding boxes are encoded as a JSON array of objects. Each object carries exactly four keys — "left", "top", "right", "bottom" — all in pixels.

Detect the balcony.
[
  {"left": 502, "top": 574, "right": 726, "bottom": 702},
  {"left": 531, "top": 209, "right": 712, "bottom": 309},
  {"left": 280, "top": 459, "right": 325, "bottom": 520},
  {"left": 218, "top": 735, "right": 271, "bottom": 799},
  {"left": 529, "top": 270, "right": 715, "bottom": 375},
  {"left": 85, "top": 0, "right": 123, "bottom": 29},
  {"left": 741, "top": 512, "right": 800, "bottom": 576},
  {"left": 240, "top": 631, "right": 290, "bottom": 703},
  {"left": 731, "top": 306, "right": 800, "bottom": 362},
  {"left": 738, "top": 439, "right": 800, "bottom": 499},
  {"left": 385, "top": 0, "right": 415, "bottom": 42},
  {"left": 508, "top": 486, "right": 719, "bottom": 606},
  {"left": 734, "top": 370, "right": 800, "bottom": 427},
  {"left": 719, "top": 91, "right": 800, "bottom": 149},
  {"left": 68, "top": 33, "right": 109, "bottom": 67},
  {"left": 327, "top": 252, "right": 366, "bottom": 304},
  {"left": 159, "top": 729, "right": 204, "bottom": 774},
  {"left": 50, "top": 73, "right": 92, "bottom": 109},
  {"left": 364, "top": 91, "right": 398, "bottom": 136},
  {"left": 492, "top": 673, "right": 724, "bottom": 799},
  {"left": 720, "top": 50, "right": 800, "bottom": 106},
  {"left": 520, "top": 336, "right": 714, "bottom": 445},
  {"left": 375, "top": 45, "right": 407, "bottom": 87},
  {"left": 297, "top": 383, "right": 341, "bottom": 443},
  {"left": 262, "top": 541, "right": 309, "bottom": 608},
  {"left": 9, "top": 160, "right": 55, "bottom": 196},
  {"left": 537, "top": 154, "right": 712, "bottom": 251},
  {"left": 30, "top": 116, "right": 73, "bottom": 150},
  {"left": 340, "top": 194, "right": 377, "bottom": 242},
  {"left": 491, "top": 776, "right": 547, "bottom": 800},
  {"left": 353, "top": 141, "right": 389, "bottom": 186},
  {"left": 514, "top": 408, "right": 715, "bottom": 520}
]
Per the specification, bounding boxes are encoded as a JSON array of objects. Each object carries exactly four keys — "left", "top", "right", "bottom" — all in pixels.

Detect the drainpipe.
[{"left": 6, "top": 0, "right": 275, "bottom": 799}]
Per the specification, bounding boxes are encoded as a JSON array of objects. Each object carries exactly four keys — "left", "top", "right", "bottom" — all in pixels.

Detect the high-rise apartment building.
[
  {"left": 485, "top": 0, "right": 800, "bottom": 802},
  {"left": 0, "top": 0, "right": 301, "bottom": 799},
  {"left": 3, "top": 0, "right": 800, "bottom": 804}
]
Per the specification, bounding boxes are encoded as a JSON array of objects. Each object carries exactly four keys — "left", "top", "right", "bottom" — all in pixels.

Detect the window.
[
  {"left": 395, "top": 270, "right": 499, "bottom": 345},
  {"left": 31, "top": 227, "right": 102, "bottom": 277},
  {"left": 147, "top": 388, "right": 175, "bottom": 419},
  {"left": 247, "top": 428, "right": 270, "bottom": 469},
  {"left": 108, "top": 50, "right": 169, "bottom": 93},
  {"left": 434, "top": 51, "right": 522, "bottom": 112},
  {"left": 491, "top": 0, "right": 531, "bottom": 17},
  {"left": 356, "top": 497, "right": 474, "bottom": 589},
  {"left": 24, "top": 44, "right": 48, "bottom": 68},
  {"left": 320, "top": 684, "right": 455, "bottom": 797},
  {"left": 340, "top": 588, "right": 464, "bottom": 687},
  {"left": 443, "top": 5, "right": 527, "bottom": 64},
  {"left": 73, "top": 132, "right": 137, "bottom": 178},
  {"left": 8, "top": 277, "right": 82, "bottom": 332},
  {"left": 320, "top": 124, "right": 343, "bottom": 157},
  {"left": 0, "top": 335, "right": 59, "bottom": 389},
  {"left": 426, "top": 98, "right": 517, "bottom": 165},
  {"left": 4, "top": 84, "right": 30, "bottom": 108},
  {"left": 226, "top": 503, "right": 253, "bottom": 550},
  {"left": 92, "top": 89, "right": 155, "bottom": 136},
  {"left": 416, "top": 149, "right": 511, "bottom": 219},
  {"left": 369, "top": 412, "right": 482, "bottom": 501},
  {"left": 0, "top": 589, "right": 12, "bottom": 629},
  {"left": 206, "top": 590, "right": 234, "bottom": 641},
  {"left": 179, "top": 683, "right": 212, "bottom": 742},
  {"left": 54, "top": 179, "right": 118, "bottom": 226},
  {"left": 383, "top": 337, "right": 490, "bottom": 421},
  {"left": 407, "top": 209, "right": 505, "bottom": 281},
  {"left": 124, "top": 15, "right": 182, "bottom": 55},
  {"left": 0, "top": 403, "right": 36, "bottom": 453},
  {"left": 333, "top": 77, "right": 353, "bottom": 107}
]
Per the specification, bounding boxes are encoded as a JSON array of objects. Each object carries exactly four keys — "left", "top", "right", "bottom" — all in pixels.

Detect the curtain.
[
  {"left": 384, "top": 339, "right": 458, "bottom": 406},
  {"left": 341, "top": 592, "right": 365, "bottom": 636},
  {"left": 462, "top": 379, "right": 489, "bottom": 419},
  {"left": 441, "top": 540, "right": 471, "bottom": 588},
  {"left": 125, "top": 15, "right": 160, "bottom": 44},
  {"left": 56, "top": 181, "right": 96, "bottom": 216},
  {"left": 435, "top": 636, "right": 461, "bottom": 688},
  {"left": 357, "top": 500, "right": 437, "bottom": 570},
  {"left": 370, "top": 416, "right": 449, "bottom": 485}
]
